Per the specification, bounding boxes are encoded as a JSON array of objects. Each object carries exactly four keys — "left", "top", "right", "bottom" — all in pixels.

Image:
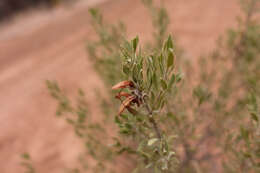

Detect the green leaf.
[
  {"left": 165, "top": 35, "right": 173, "bottom": 50},
  {"left": 117, "top": 147, "right": 135, "bottom": 154},
  {"left": 66, "top": 118, "right": 75, "bottom": 125},
  {"left": 125, "top": 123, "right": 132, "bottom": 129},
  {"left": 150, "top": 91, "right": 155, "bottom": 106},
  {"left": 240, "top": 127, "right": 249, "bottom": 141},
  {"left": 167, "top": 151, "right": 176, "bottom": 160},
  {"left": 145, "top": 163, "right": 153, "bottom": 169},
  {"left": 168, "top": 73, "right": 175, "bottom": 88},
  {"left": 120, "top": 128, "right": 130, "bottom": 135},
  {"left": 121, "top": 114, "right": 129, "bottom": 120},
  {"left": 148, "top": 138, "right": 159, "bottom": 146},
  {"left": 21, "top": 153, "right": 30, "bottom": 160},
  {"left": 158, "top": 53, "right": 164, "bottom": 74},
  {"left": 114, "top": 116, "right": 122, "bottom": 125},
  {"left": 88, "top": 8, "right": 98, "bottom": 17},
  {"left": 160, "top": 79, "right": 167, "bottom": 90},
  {"left": 250, "top": 112, "right": 258, "bottom": 122},
  {"left": 153, "top": 73, "right": 158, "bottom": 89},
  {"left": 139, "top": 151, "right": 150, "bottom": 160},
  {"left": 175, "top": 73, "right": 183, "bottom": 83},
  {"left": 132, "top": 36, "right": 139, "bottom": 52},
  {"left": 123, "top": 65, "right": 130, "bottom": 75},
  {"left": 160, "top": 100, "right": 165, "bottom": 109},
  {"left": 243, "top": 152, "right": 252, "bottom": 158},
  {"left": 167, "top": 50, "right": 174, "bottom": 68}
]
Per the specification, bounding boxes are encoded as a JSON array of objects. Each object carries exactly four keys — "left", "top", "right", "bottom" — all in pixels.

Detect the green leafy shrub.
[
  {"left": 24, "top": 0, "right": 259, "bottom": 172},
  {"left": 46, "top": 80, "right": 118, "bottom": 173},
  {"left": 164, "top": 0, "right": 260, "bottom": 172},
  {"left": 110, "top": 35, "right": 179, "bottom": 172}
]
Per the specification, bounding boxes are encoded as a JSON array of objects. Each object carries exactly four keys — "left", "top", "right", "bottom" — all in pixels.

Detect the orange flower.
[
  {"left": 118, "top": 95, "right": 136, "bottom": 115},
  {"left": 112, "top": 80, "right": 134, "bottom": 90},
  {"left": 112, "top": 80, "right": 140, "bottom": 115},
  {"left": 115, "top": 92, "right": 132, "bottom": 100}
]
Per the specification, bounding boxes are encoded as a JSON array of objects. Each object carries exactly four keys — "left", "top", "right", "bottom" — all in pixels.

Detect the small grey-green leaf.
[
  {"left": 168, "top": 73, "right": 175, "bottom": 88},
  {"left": 161, "top": 79, "right": 167, "bottom": 90},
  {"left": 114, "top": 116, "right": 122, "bottom": 125},
  {"left": 145, "top": 163, "right": 153, "bottom": 169},
  {"left": 148, "top": 138, "right": 159, "bottom": 146},
  {"left": 123, "top": 65, "right": 130, "bottom": 75},
  {"left": 176, "top": 73, "right": 183, "bottom": 83},
  {"left": 164, "top": 35, "right": 173, "bottom": 50},
  {"left": 168, "top": 151, "right": 176, "bottom": 159}
]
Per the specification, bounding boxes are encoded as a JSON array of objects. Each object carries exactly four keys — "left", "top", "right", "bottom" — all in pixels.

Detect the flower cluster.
[{"left": 112, "top": 80, "right": 144, "bottom": 115}]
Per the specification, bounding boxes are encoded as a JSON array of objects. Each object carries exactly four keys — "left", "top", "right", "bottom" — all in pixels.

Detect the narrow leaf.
[
  {"left": 132, "top": 36, "right": 139, "bottom": 52},
  {"left": 168, "top": 73, "right": 176, "bottom": 88},
  {"left": 123, "top": 65, "right": 130, "bottom": 75},
  {"left": 250, "top": 112, "right": 258, "bottom": 122},
  {"left": 167, "top": 50, "right": 174, "bottom": 68},
  {"left": 164, "top": 35, "right": 173, "bottom": 50},
  {"left": 161, "top": 79, "right": 167, "bottom": 90},
  {"left": 148, "top": 138, "right": 159, "bottom": 146}
]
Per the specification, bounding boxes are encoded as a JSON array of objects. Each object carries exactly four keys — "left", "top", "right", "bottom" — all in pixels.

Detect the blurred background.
[
  {"left": 0, "top": 0, "right": 243, "bottom": 172},
  {"left": 0, "top": 0, "right": 76, "bottom": 21}
]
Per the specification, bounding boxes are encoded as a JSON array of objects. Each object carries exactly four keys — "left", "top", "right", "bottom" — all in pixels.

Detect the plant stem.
[{"left": 144, "top": 103, "right": 162, "bottom": 139}]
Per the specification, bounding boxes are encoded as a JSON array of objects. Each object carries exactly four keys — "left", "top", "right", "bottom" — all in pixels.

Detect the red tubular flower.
[
  {"left": 112, "top": 80, "right": 134, "bottom": 90},
  {"left": 118, "top": 95, "right": 136, "bottom": 115}
]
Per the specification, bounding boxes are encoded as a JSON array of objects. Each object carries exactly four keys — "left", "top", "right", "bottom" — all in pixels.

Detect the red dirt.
[{"left": 0, "top": 0, "right": 240, "bottom": 172}]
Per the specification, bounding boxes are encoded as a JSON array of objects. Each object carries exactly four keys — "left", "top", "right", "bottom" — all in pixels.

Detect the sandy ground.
[{"left": 0, "top": 0, "right": 240, "bottom": 172}]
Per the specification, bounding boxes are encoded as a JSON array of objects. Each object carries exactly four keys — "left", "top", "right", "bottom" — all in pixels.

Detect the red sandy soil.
[{"left": 0, "top": 0, "right": 240, "bottom": 172}]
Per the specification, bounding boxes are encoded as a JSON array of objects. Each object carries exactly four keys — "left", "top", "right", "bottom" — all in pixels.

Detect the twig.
[{"left": 144, "top": 103, "right": 162, "bottom": 139}]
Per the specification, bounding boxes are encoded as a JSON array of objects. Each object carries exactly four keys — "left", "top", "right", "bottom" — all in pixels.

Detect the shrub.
[{"left": 23, "top": 0, "right": 259, "bottom": 172}]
